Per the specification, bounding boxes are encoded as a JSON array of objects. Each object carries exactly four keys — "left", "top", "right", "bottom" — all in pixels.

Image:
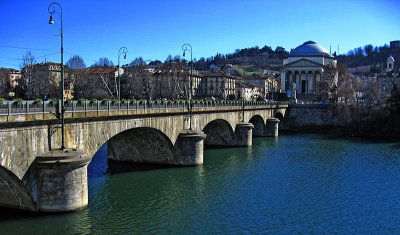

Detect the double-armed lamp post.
[
  {"left": 182, "top": 43, "right": 193, "bottom": 130},
  {"left": 118, "top": 47, "right": 128, "bottom": 102},
  {"left": 48, "top": 2, "right": 65, "bottom": 149}
]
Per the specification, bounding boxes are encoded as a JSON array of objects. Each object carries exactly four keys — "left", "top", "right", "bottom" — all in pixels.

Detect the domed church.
[{"left": 281, "top": 41, "right": 337, "bottom": 94}]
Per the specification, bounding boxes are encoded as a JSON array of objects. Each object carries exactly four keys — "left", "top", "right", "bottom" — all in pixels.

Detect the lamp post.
[
  {"left": 48, "top": 2, "right": 65, "bottom": 149},
  {"left": 118, "top": 47, "right": 128, "bottom": 102},
  {"left": 182, "top": 43, "right": 193, "bottom": 130}
]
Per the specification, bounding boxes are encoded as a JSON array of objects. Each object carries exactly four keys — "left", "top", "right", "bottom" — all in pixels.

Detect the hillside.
[
  {"left": 193, "top": 42, "right": 400, "bottom": 76},
  {"left": 193, "top": 45, "right": 288, "bottom": 75},
  {"left": 338, "top": 44, "right": 400, "bottom": 72}
]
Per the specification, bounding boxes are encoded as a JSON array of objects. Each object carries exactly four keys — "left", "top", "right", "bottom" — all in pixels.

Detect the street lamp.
[
  {"left": 118, "top": 47, "right": 128, "bottom": 102},
  {"left": 182, "top": 43, "right": 193, "bottom": 130},
  {"left": 48, "top": 2, "right": 65, "bottom": 149}
]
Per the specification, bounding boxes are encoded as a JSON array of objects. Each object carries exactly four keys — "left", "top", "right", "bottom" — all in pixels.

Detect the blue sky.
[{"left": 0, "top": 0, "right": 399, "bottom": 69}]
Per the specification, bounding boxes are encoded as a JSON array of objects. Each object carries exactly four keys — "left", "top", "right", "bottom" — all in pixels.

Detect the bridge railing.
[{"left": 0, "top": 100, "right": 287, "bottom": 117}]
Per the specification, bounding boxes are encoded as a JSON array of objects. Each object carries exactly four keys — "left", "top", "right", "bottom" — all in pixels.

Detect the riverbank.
[
  {"left": 281, "top": 104, "right": 400, "bottom": 139},
  {"left": 281, "top": 125, "right": 400, "bottom": 139}
]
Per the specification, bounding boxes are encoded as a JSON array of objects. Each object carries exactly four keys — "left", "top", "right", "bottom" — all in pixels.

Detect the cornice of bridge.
[{"left": 0, "top": 104, "right": 288, "bottom": 129}]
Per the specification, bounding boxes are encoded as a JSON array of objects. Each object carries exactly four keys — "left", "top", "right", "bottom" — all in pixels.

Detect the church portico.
[{"left": 283, "top": 69, "right": 322, "bottom": 94}]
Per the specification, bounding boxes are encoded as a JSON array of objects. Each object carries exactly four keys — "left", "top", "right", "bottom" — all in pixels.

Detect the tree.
[
  {"left": 31, "top": 67, "right": 59, "bottom": 99},
  {"left": 148, "top": 60, "right": 162, "bottom": 67},
  {"left": 66, "top": 55, "right": 86, "bottom": 70},
  {"left": 129, "top": 57, "right": 145, "bottom": 66},
  {"left": 126, "top": 64, "right": 154, "bottom": 99},
  {"left": 73, "top": 71, "right": 99, "bottom": 99},
  {"left": 386, "top": 83, "right": 400, "bottom": 116},
  {"left": 317, "top": 63, "right": 338, "bottom": 102},
  {"left": 91, "top": 58, "right": 114, "bottom": 67},
  {"left": 363, "top": 44, "right": 373, "bottom": 56},
  {"left": 20, "top": 51, "right": 36, "bottom": 99},
  {"left": 0, "top": 69, "right": 9, "bottom": 98},
  {"left": 362, "top": 78, "right": 383, "bottom": 114},
  {"left": 165, "top": 55, "right": 173, "bottom": 63}
]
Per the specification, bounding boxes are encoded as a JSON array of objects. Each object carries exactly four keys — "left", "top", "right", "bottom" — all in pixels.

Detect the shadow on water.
[
  {"left": 391, "top": 144, "right": 400, "bottom": 149},
  {"left": 0, "top": 206, "right": 82, "bottom": 222},
  {"left": 0, "top": 207, "right": 38, "bottom": 221},
  {"left": 88, "top": 143, "right": 182, "bottom": 178},
  {"left": 107, "top": 161, "right": 178, "bottom": 175},
  {"left": 281, "top": 132, "right": 400, "bottom": 144},
  {"left": 204, "top": 145, "right": 239, "bottom": 149}
]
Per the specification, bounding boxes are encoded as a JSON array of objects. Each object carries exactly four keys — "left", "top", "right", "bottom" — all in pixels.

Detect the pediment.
[{"left": 285, "top": 58, "right": 322, "bottom": 67}]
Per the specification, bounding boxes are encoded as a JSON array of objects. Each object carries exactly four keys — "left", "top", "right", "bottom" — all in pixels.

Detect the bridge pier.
[
  {"left": 35, "top": 149, "right": 91, "bottom": 212},
  {"left": 265, "top": 118, "right": 280, "bottom": 137},
  {"left": 235, "top": 122, "right": 254, "bottom": 147},
  {"left": 175, "top": 130, "right": 207, "bottom": 165}
]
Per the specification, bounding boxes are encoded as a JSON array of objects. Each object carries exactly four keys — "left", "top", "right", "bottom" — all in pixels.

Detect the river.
[{"left": 0, "top": 134, "right": 399, "bottom": 234}]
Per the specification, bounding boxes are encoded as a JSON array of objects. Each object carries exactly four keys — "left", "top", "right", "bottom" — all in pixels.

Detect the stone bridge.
[{"left": 0, "top": 103, "right": 286, "bottom": 212}]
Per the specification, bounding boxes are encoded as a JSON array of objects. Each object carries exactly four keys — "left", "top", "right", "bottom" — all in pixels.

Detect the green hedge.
[
  {"left": 33, "top": 98, "right": 43, "bottom": 104},
  {"left": 13, "top": 98, "right": 23, "bottom": 104}
]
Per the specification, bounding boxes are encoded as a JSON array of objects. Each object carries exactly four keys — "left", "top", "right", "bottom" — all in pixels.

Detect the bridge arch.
[
  {"left": 202, "top": 119, "right": 235, "bottom": 147},
  {"left": 274, "top": 112, "right": 284, "bottom": 121},
  {"left": 0, "top": 166, "right": 36, "bottom": 211},
  {"left": 249, "top": 115, "right": 265, "bottom": 137},
  {"left": 107, "top": 127, "right": 176, "bottom": 164}
]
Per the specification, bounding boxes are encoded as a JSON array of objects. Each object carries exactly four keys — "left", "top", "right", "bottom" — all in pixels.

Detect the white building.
[
  {"left": 235, "top": 82, "right": 261, "bottom": 101},
  {"left": 281, "top": 41, "right": 337, "bottom": 94},
  {"left": 379, "top": 55, "right": 399, "bottom": 97}
]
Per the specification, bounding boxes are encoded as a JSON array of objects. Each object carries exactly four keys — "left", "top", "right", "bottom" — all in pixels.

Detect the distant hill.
[
  {"left": 338, "top": 44, "right": 400, "bottom": 73},
  {"left": 193, "top": 42, "right": 400, "bottom": 76},
  {"left": 193, "top": 45, "right": 289, "bottom": 75}
]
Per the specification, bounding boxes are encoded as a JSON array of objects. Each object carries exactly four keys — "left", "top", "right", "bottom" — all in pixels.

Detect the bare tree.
[
  {"left": 0, "top": 69, "right": 9, "bottom": 98},
  {"left": 32, "top": 68, "right": 59, "bottom": 98},
  {"left": 158, "top": 60, "right": 187, "bottom": 99},
  {"left": 73, "top": 70, "right": 114, "bottom": 99},
  {"left": 91, "top": 58, "right": 114, "bottom": 67},
  {"left": 317, "top": 63, "right": 348, "bottom": 103},
  {"left": 66, "top": 55, "right": 86, "bottom": 70},
  {"left": 129, "top": 57, "right": 145, "bottom": 66},
  {"left": 362, "top": 78, "right": 382, "bottom": 114},
  {"left": 20, "top": 51, "right": 36, "bottom": 99},
  {"left": 126, "top": 64, "right": 153, "bottom": 99}
]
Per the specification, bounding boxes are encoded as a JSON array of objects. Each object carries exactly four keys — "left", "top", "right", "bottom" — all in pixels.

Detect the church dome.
[
  {"left": 387, "top": 55, "right": 395, "bottom": 62},
  {"left": 290, "top": 41, "right": 333, "bottom": 57}
]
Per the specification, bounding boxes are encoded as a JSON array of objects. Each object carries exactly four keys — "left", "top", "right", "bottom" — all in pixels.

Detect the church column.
[
  {"left": 308, "top": 71, "right": 313, "bottom": 93},
  {"left": 313, "top": 71, "right": 317, "bottom": 93},
  {"left": 306, "top": 71, "right": 309, "bottom": 93},
  {"left": 300, "top": 71, "right": 305, "bottom": 93}
]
